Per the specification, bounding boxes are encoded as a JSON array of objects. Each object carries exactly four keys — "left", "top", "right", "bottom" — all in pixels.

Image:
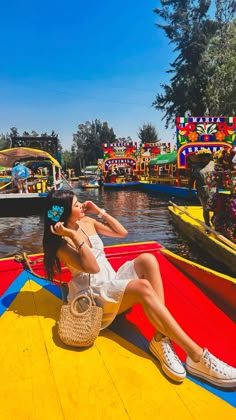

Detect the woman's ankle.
[
  {"left": 154, "top": 332, "right": 165, "bottom": 342},
  {"left": 187, "top": 347, "right": 204, "bottom": 363}
]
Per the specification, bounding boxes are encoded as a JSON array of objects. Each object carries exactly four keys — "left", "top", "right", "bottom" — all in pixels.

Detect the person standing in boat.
[
  {"left": 188, "top": 150, "right": 216, "bottom": 227},
  {"left": 43, "top": 189, "right": 236, "bottom": 388},
  {"left": 11, "top": 161, "right": 30, "bottom": 194}
]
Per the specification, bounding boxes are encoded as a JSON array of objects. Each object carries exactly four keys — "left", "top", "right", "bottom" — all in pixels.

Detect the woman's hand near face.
[
  {"left": 50, "top": 222, "right": 73, "bottom": 238},
  {"left": 83, "top": 200, "right": 101, "bottom": 215}
]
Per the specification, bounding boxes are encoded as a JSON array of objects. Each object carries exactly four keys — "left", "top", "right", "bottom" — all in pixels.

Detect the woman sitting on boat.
[{"left": 43, "top": 189, "right": 236, "bottom": 388}]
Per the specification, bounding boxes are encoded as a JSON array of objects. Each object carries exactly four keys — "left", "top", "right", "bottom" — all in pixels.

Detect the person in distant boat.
[
  {"left": 43, "top": 189, "right": 236, "bottom": 388},
  {"left": 11, "top": 161, "right": 30, "bottom": 193},
  {"left": 188, "top": 151, "right": 216, "bottom": 227}
]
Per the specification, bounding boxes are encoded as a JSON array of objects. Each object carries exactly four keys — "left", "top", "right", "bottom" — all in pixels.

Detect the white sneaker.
[
  {"left": 149, "top": 336, "right": 186, "bottom": 382},
  {"left": 186, "top": 349, "right": 236, "bottom": 388}
]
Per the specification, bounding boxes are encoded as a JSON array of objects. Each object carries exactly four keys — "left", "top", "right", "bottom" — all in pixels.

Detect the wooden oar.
[
  {"left": 169, "top": 201, "right": 236, "bottom": 252},
  {"left": 0, "top": 180, "right": 12, "bottom": 190},
  {"left": 61, "top": 173, "right": 73, "bottom": 190}
]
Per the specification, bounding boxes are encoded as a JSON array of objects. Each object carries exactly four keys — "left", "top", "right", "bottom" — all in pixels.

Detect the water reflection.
[
  {"left": 74, "top": 188, "right": 179, "bottom": 248},
  {"left": 0, "top": 187, "right": 230, "bottom": 276},
  {"left": 0, "top": 215, "right": 43, "bottom": 257}
]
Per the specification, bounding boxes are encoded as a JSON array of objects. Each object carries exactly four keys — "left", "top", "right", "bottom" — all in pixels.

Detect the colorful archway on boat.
[
  {"left": 101, "top": 142, "right": 138, "bottom": 172},
  {"left": 176, "top": 116, "right": 236, "bottom": 168}
]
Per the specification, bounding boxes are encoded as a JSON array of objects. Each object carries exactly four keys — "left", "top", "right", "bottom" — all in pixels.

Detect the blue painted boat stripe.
[
  {"left": 0, "top": 271, "right": 62, "bottom": 316},
  {"left": 0, "top": 271, "right": 29, "bottom": 316}
]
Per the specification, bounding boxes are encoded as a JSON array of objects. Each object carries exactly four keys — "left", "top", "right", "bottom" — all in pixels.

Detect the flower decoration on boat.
[
  {"left": 196, "top": 123, "right": 217, "bottom": 135},
  {"left": 215, "top": 131, "right": 225, "bottom": 141},
  {"left": 188, "top": 131, "right": 198, "bottom": 142},
  {"left": 48, "top": 205, "right": 64, "bottom": 222}
]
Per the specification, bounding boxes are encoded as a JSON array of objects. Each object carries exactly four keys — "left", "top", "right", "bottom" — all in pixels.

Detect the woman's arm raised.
[
  {"left": 51, "top": 222, "right": 100, "bottom": 273},
  {"left": 84, "top": 200, "right": 128, "bottom": 238}
]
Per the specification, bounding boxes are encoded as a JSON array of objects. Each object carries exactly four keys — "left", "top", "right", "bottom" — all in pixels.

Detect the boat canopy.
[
  {"left": 149, "top": 151, "right": 177, "bottom": 165},
  {"left": 82, "top": 165, "right": 98, "bottom": 174},
  {"left": 0, "top": 147, "right": 61, "bottom": 168}
]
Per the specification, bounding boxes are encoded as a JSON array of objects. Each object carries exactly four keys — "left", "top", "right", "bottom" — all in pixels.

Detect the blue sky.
[{"left": 0, "top": 1, "right": 176, "bottom": 150}]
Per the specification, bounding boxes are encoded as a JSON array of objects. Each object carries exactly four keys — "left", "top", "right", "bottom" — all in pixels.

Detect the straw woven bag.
[{"left": 58, "top": 289, "right": 103, "bottom": 347}]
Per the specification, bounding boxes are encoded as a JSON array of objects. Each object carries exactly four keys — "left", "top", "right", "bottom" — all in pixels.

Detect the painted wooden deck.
[{"left": 1, "top": 251, "right": 235, "bottom": 419}]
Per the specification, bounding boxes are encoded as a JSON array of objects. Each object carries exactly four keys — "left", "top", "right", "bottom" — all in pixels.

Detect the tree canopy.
[
  {"left": 72, "top": 119, "right": 117, "bottom": 170},
  {"left": 153, "top": 0, "right": 236, "bottom": 126},
  {"left": 0, "top": 134, "right": 11, "bottom": 150},
  {"left": 138, "top": 123, "right": 160, "bottom": 143},
  {"left": 202, "top": 2, "right": 236, "bottom": 114}
]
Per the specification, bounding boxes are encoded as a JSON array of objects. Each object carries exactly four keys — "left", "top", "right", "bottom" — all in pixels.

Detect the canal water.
[{"left": 0, "top": 187, "right": 229, "bottom": 275}]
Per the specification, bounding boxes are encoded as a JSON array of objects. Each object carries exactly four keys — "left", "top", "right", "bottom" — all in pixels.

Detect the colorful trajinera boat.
[
  {"left": 168, "top": 203, "right": 236, "bottom": 277},
  {"left": 100, "top": 142, "right": 140, "bottom": 188},
  {"left": 1, "top": 241, "right": 235, "bottom": 418},
  {"left": 0, "top": 147, "right": 64, "bottom": 216},
  {"left": 140, "top": 116, "right": 236, "bottom": 201},
  {"left": 139, "top": 149, "right": 198, "bottom": 201}
]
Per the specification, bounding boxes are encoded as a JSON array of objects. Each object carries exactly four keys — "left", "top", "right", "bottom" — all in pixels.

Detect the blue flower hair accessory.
[{"left": 48, "top": 205, "right": 64, "bottom": 222}]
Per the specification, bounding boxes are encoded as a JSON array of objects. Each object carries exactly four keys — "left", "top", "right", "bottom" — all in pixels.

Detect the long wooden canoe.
[
  {"left": 0, "top": 241, "right": 235, "bottom": 418},
  {"left": 168, "top": 204, "right": 236, "bottom": 277}
]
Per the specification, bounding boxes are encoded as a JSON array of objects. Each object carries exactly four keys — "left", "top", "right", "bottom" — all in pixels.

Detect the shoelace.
[
  {"left": 203, "top": 351, "right": 232, "bottom": 376},
  {"left": 161, "top": 338, "right": 181, "bottom": 364}
]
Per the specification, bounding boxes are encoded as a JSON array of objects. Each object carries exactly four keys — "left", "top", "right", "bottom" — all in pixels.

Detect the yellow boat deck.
[{"left": 1, "top": 278, "right": 235, "bottom": 419}]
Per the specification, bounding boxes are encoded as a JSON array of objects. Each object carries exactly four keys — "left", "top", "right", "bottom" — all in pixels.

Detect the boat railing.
[{"left": 144, "top": 176, "right": 189, "bottom": 187}]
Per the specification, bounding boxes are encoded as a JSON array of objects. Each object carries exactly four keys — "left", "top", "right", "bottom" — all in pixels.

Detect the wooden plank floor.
[{"left": 1, "top": 279, "right": 235, "bottom": 419}]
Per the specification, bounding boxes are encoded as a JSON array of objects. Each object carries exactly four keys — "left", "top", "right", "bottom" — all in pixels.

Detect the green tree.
[
  {"left": 116, "top": 136, "right": 133, "bottom": 143},
  {"left": 31, "top": 130, "right": 39, "bottom": 136},
  {"left": 202, "top": 2, "right": 236, "bottom": 114},
  {"left": 0, "top": 133, "right": 11, "bottom": 150},
  {"left": 153, "top": 0, "right": 217, "bottom": 127},
  {"left": 73, "top": 119, "right": 117, "bottom": 169},
  {"left": 100, "top": 121, "right": 116, "bottom": 144},
  {"left": 138, "top": 123, "right": 159, "bottom": 143},
  {"left": 9, "top": 127, "right": 19, "bottom": 137},
  {"left": 61, "top": 150, "right": 76, "bottom": 171},
  {"left": 50, "top": 130, "right": 58, "bottom": 137}
]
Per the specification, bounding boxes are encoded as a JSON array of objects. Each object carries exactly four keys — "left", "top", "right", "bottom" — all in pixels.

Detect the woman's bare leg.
[
  {"left": 133, "top": 254, "right": 167, "bottom": 341},
  {"left": 118, "top": 278, "right": 202, "bottom": 362},
  {"left": 134, "top": 254, "right": 165, "bottom": 303}
]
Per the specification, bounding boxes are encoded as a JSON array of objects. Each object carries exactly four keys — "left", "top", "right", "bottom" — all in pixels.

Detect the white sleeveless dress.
[{"left": 66, "top": 230, "right": 138, "bottom": 330}]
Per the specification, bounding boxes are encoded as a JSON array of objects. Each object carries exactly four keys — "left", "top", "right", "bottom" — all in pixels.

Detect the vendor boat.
[
  {"left": 0, "top": 241, "right": 235, "bottom": 418},
  {"left": 0, "top": 147, "right": 64, "bottom": 217}
]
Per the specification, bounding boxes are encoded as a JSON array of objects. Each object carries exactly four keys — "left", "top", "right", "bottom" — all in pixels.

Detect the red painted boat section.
[
  {"left": 162, "top": 251, "right": 236, "bottom": 320},
  {"left": 0, "top": 258, "right": 23, "bottom": 296},
  {"left": 1, "top": 241, "right": 235, "bottom": 367}
]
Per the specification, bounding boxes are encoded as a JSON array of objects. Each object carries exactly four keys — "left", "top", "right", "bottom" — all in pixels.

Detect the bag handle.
[{"left": 70, "top": 294, "right": 92, "bottom": 316}]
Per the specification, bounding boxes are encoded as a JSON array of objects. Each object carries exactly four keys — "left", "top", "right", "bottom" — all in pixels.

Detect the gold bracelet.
[{"left": 77, "top": 241, "right": 85, "bottom": 250}]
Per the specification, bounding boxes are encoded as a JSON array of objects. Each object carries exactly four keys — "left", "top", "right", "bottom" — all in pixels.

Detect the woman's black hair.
[{"left": 43, "top": 189, "right": 75, "bottom": 281}]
